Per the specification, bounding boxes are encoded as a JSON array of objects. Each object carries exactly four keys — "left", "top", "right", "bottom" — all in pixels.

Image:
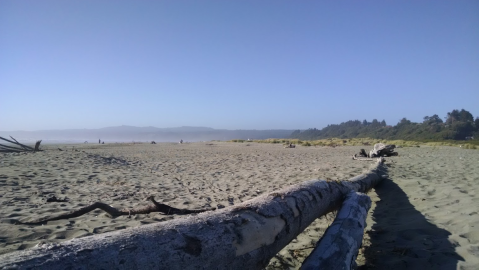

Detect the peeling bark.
[{"left": 0, "top": 162, "right": 386, "bottom": 270}]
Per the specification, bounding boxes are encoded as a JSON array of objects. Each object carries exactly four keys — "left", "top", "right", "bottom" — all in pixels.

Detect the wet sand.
[{"left": 0, "top": 142, "right": 477, "bottom": 269}]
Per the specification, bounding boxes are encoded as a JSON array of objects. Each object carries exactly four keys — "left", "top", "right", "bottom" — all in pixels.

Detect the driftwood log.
[
  {"left": 0, "top": 160, "right": 386, "bottom": 270},
  {"left": 301, "top": 191, "right": 372, "bottom": 270}
]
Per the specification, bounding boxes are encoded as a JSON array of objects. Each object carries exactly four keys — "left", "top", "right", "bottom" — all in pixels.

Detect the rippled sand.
[{"left": 0, "top": 142, "right": 478, "bottom": 269}]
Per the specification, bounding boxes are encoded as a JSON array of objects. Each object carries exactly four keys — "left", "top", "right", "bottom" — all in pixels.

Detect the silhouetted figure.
[{"left": 99, "top": 139, "right": 101, "bottom": 144}]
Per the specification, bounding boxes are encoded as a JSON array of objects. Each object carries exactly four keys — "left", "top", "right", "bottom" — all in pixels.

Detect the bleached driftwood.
[
  {"left": 301, "top": 191, "right": 372, "bottom": 270},
  {"left": 352, "top": 155, "right": 374, "bottom": 161},
  {"left": 369, "top": 143, "right": 398, "bottom": 157},
  {"left": 352, "top": 155, "right": 378, "bottom": 161},
  {"left": 0, "top": 162, "right": 385, "bottom": 270}
]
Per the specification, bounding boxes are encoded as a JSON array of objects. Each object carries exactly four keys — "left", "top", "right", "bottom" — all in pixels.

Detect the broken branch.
[{"left": 18, "top": 196, "right": 215, "bottom": 225}]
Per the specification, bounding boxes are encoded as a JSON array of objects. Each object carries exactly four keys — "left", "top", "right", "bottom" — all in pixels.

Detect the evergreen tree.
[
  {"left": 423, "top": 114, "right": 443, "bottom": 125},
  {"left": 290, "top": 109, "right": 476, "bottom": 141}
]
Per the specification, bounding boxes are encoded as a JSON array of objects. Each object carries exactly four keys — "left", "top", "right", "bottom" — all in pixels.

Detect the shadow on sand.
[{"left": 361, "top": 177, "right": 464, "bottom": 269}]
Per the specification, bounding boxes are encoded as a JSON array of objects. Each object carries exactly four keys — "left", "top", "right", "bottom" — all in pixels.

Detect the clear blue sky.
[{"left": 1, "top": 1, "right": 478, "bottom": 131}]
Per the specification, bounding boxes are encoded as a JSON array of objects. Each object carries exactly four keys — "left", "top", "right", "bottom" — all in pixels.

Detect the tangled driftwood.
[
  {"left": 369, "top": 143, "right": 398, "bottom": 157},
  {"left": 18, "top": 196, "right": 215, "bottom": 225},
  {"left": 0, "top": 136, "right": 42, "bottom": 153},
  {"left": 353, "top": 143, "right": 398, "bottom": 160}
]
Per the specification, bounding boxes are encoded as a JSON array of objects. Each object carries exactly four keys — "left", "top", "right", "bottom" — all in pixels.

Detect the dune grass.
[{"left": 229, "top": 138, "right": 477, "bottom": 149}]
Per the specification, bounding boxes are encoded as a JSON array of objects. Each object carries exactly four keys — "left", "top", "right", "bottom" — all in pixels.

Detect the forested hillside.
[{"left": 291, "top": 109, "right": 479, "bottom": 142}]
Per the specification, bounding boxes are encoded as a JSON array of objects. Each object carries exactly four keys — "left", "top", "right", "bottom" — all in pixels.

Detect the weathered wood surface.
[
  {"left": 0, "top": 162, "right": 385, "bottom": 270},
  {"left": 301, "top": 191, "right": 372, "bottom": 270}
]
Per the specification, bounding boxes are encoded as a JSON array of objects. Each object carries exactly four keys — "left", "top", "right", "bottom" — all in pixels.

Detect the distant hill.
[{"left": 0, "top": 126, "right": 293, "bottom": 143}]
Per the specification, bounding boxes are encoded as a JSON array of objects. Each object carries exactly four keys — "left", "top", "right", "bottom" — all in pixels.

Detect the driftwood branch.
[
  {"left": 352, "top": 155, "right": 386, "bottom": 162},
  {"left": 301, "top": 191, "right": 372, "bottom": 270},
  {"left": 0, "top": 143, "right": 26, "bottom": 152},
  {"left": 0, "top": 162, "right": 386, "bottom": 269},
  {"left": 352, "top": 155, "right": 375, "bottom": 161},
  {"left": 18, "top": 196, "right": 215, "bottom": 225},
  {"left": 0, "top": 136, "right": 41, "bottom": 153},
  {"left": 10, "top": 136, "right": 34, "bottom": 150}
]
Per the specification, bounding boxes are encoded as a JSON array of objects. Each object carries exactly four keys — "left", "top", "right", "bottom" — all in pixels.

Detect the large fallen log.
[
  {"left": 301, "top": 191, "right": 372, "bottom": 270},
  {"left": 0, "top": 161, "right": 386, "bottom": 270}
]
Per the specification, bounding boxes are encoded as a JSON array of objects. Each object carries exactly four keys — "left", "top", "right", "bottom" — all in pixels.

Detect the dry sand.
[{"left": 0, "top": 142, "right": 478, "bottom": 269}]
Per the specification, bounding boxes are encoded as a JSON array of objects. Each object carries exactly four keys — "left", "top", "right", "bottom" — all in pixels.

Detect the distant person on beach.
[
  {"left": 180, "top": 139, "right": 183, "bottom": 144},
  {"left": 99, "top": 139, "right": 101, "bottom": 144}
]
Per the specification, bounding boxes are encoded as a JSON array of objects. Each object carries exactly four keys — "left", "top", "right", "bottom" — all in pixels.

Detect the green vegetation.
[
  {"left": 229, "top": 137, "right": 477, "bottom": 149},
  {"left": 290, "top": 109, "right": 479, "bottom": 145},
  {"left": 229, "top": 109, "right": 478, "bottom": 149}
]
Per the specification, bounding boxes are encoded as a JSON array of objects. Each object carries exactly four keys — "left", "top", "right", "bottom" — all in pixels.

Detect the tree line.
[{"left": 291, "top": 109, "right": 479, "bottom": 142}]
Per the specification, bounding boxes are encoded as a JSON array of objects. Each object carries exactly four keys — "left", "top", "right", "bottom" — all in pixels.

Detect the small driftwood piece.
[
  {"left": 34, "top": 140, "right": 42, "bottom": 151},
  {"left": 46, "top": 196, "right": 69, "bottom": 203},
  {"left": 18, "top": 196, "right": 215, "bottom": 225},
  {"left": 352, "top": 155, "right": 375, "bottom": 161},
  {"left": 0, "top": 136, "right": 42, "bottom": 153},
  {"left": 301, "top": 191, "right": 372, "bottom": 270}
]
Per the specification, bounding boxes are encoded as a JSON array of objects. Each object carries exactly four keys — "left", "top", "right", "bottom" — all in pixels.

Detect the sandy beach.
[{"left": 0, "top": 142, "right": 478, "bottom": 269}]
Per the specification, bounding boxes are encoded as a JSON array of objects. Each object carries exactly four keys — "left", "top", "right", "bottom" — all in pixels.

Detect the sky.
[{"left": 1, "top": 1, "right": 478, "bottom": 131}]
